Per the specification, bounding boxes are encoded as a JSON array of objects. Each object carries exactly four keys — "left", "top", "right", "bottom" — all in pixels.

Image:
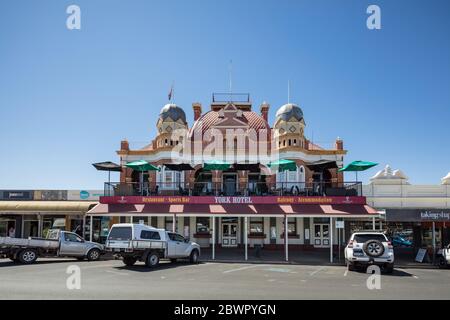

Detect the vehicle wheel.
[
  {"left": 123, "top": 256, "right": 137, "bottom": 266},
  {"left": 189, "top": 249, "right": 199, "bottom": 264},
  {"left": 438, "top": 257, "right": 447, "bottom": 269},
  {"left": 363, "top": 240, "right": 385, "bottom": 257},
  {"left": 346, "top": 260, "right": 355, "bottom": 271},
  {"left": 145, "top": 253, "right": 160, "bottom": 268},
  {"left": 87, "top": 248, "right": 101, "bottom": 261},
  {"left": 18, "top": 249, "right": 38, "bottom": 264},
  {"left": 385, "top": 263, "right": 394, "bottom": 274},
  {"left": 76, "top": 257, "right": 85, "bottom": 261},
  {"left": 170, "top": 258, "right": 177, "bottom": 263}
]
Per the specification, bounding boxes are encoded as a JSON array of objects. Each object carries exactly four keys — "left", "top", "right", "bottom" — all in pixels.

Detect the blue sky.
[{"left": 0, "top": 0, "right": 449, "bottom": 189}]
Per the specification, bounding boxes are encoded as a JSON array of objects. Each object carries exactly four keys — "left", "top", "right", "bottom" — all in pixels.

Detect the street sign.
[{"left": 336, "top": 221, "right": 345, "bottom": 229}]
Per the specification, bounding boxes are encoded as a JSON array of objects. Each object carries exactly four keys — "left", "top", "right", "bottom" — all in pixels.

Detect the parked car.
[
  {"left": 437, "top": 244, "right": 450, "bottom": 268},
  {"left": 344, "top": 232, "right": 394, "bottom": 273},
  {"left": 391, "top": 235, "right": 413, "bottom": 247},
  {"left": 105, "top": 223, "right": 201, "bottom": 268},
  {"left": 0, "top": 229, "right": 104, "bottom": 264}
]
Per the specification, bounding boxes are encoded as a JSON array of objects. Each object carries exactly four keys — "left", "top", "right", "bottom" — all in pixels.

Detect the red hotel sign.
[{"left": 100, "top": 196, "right": 366, "bottom": 205}]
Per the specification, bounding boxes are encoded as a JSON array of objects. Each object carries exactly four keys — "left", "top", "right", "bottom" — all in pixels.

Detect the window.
[
  {"left": 64, "top": 233, "right": 83, "bottom": 242},
  {"left": 108, "top": 227, "right": 132, "bottom": 241},
  {"left": 196, "top": 217, "right": 210, "bottom": 234},
  {"left": 157, "top": 166, "right": 184, "bottom": 190},
  {"left": 288, "top": 218, "right": 297, "bottom": 235},
  {"left": 168, "top": 233, "right": 185, "bottom": 242},
  {"left": 165, "top": 217, "right": 173, "bottom": 231},
  {"left": 140, "top": 230, "right": 161, "bottom": 240},
  {"left": 249, "top": 217, "right": 264, "bottom": 234},
  {"left": 353, "top": 234, "right": 387, "bottom": 243}
]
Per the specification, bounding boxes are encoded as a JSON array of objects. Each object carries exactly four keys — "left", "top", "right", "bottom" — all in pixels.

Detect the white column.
[
  {"left": 284, "top": 215, "right": 288, "bottom": 261},
  {"left": 37, "top": 214, "right": 42, "bottom": 238},
  {"left": 211, "top": 216, "right": 215, "bottom": 260},
  {"left": 89, "top": 216, "right": 93, "bottom": 242},
  {"left": 372, "top": 217, "right": 376, "bottom": 230},
  {"left": 82, "top": 215, "right": 86, "bottom": 239},
  {"left": 330, "top": 217, "right": 334, "bottom": 263},
  {"left": 244, "top": 216, "right": 248, "bottom": 261}
]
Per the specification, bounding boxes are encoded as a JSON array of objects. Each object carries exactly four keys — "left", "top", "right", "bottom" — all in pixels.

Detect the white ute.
[
  {"left": 105, "top": 223, "right": 201, "bottom": 267},
  {"left": 344, "top": 232, "right": 394, "bottom": 273}
]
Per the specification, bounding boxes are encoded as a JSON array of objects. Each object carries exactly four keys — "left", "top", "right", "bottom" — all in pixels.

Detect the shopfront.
[{"left": 386, "top": 209, "right": 450, "bottom": 254}]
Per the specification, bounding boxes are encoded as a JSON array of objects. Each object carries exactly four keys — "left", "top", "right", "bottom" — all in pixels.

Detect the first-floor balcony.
[{"left": 104, "top": 181, "right": 362, "bottom": 197}]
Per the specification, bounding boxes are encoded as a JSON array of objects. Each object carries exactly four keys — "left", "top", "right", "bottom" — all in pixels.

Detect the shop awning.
[
  {"left": 88, "top": 203, "right": 378, "bottom": 217},
  {"left": 0, "top": 201, "right": 97, "bottom": 214}
]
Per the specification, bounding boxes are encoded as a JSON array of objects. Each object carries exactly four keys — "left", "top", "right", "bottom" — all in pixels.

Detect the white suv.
[{"left": 345, "top": 232, "right": 394, "bottom": 273}]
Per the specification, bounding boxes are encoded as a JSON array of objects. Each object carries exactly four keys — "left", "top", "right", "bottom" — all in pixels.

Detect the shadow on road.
[
  {"left": 114, "top": 260, "right": 204, "bottom": 272},
  {"left": 0, "top": 258, "right": 82, "bottom": 267}
]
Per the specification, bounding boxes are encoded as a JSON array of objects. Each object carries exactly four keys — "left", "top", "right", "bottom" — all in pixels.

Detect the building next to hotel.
[{"left": 88, "top": 93, "right": 378, "bottom": 261}]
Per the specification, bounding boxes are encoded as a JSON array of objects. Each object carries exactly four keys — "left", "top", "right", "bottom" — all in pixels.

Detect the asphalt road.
[{"left": 0, "top": 258, "right": 449, "bottom": 299}]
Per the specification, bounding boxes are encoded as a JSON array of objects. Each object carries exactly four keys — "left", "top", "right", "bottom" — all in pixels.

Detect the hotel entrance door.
[{"left": 221, "top": 217, "right": 238, "bottom": 247}]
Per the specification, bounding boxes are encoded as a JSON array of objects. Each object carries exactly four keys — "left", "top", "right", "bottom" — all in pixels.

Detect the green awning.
[
  {"left": 203, "top": 160, "right": 231, "bottom": 171},
  {"left": 125, "top": 160, "right": 159, "bottom": 171},
  {"left": 267, "top": 159, "right": 297, "bottom": 172},
  {"left": 338, "top": 160, "right": 378, "bottom": 172}
]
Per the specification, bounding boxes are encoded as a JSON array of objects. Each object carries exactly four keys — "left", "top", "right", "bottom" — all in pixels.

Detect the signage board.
[
  {"left": 100, "top": 195, "right": 367, "bottom": 205},
  {"left": 335, "top": 221, "right": 345, "bottom": 229},
  {"left": 386, "top": 209, "right": 450, "bottom": 222},
  {"left": 0, "top": 190, "right": 33, "bottom": 200},
  {"left": 67, "top": 190, "right": 104, "bottom": 201},
  {"left": 415, "top": 248, "right": 428, "bottom": 263}
]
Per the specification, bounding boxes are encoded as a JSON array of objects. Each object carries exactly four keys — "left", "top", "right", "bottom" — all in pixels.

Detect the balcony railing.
[{"left": 104, "top": 181, "right": 362, "bottom": 197}]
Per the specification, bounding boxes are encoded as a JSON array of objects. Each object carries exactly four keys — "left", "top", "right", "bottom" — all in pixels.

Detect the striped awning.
[{"left": 88, "top": 203, "right": 378, "bottom": 217}]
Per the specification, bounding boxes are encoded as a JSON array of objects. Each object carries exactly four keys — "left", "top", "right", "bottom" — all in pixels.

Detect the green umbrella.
[
  {"left": 267, "top": 159, "right": 297, "bottom": 172},
  {"left": 125, "top": 160, "right": 159, "bottom": 172},
  {"left": 203, "top": 160, "right": 231, "bottom": 171},
  {"left": 125, "top": 160, "right": 160, "bottom": 195},
  {"left": 338, "top": 160, "right": 378, "bottom": 181}
]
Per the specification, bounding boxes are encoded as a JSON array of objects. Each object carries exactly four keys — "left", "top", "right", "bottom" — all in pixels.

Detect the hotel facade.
[{"left": 88, "top": 93, "right": 378, "bottom": 261}]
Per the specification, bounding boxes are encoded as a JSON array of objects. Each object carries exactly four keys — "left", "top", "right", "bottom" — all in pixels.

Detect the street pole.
[
  {"left": 212, "top": 216, "right": 215, "bottom": 260},
  {"left": 285, "top": 215, "right": 288, "bottom": 262},
  {"left": 244, "top": 217, "right": 248, "bottom": 261},
  {"left": 432, "top": 221, "right": 436, "bottom": 265},
  {"left": 330, "top": 217, "right": 333, "bottom": 263}
]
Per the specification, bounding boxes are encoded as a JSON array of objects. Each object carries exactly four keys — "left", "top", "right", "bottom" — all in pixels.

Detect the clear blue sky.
[{"left": 1, "top": 0, "right": 449, "bottom": 189}]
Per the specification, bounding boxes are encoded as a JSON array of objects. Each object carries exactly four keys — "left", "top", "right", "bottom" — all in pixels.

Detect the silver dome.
[
  {"left": 159, "top": 103, "right": 187, "bottom": 123},
  {"left": 275, "top": 103, "right": 303, "bottom": 122}
]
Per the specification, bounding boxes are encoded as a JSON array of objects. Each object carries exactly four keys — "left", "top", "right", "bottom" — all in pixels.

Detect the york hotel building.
[{"left": 89, "top": 93, "right": 378, "bottom": 261}]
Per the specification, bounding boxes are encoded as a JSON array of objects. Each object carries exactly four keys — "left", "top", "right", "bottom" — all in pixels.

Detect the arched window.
[
  {"left": 288, "top": 139, "right": 292, "bottom": 146},
  {"left": 293, "top": 139, "right": 297, "bottom": 145}
]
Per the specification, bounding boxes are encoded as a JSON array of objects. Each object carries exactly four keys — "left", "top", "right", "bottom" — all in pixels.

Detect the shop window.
[
  {"left": 288, "top": 218, "right": 297, "bottom": 235},
  {"left": 196, "top": 217, "right": 210, "bottom": 234},
  {"left": 249, "top": 217, "right": 264, "bottom": 234},
  {"left": 165, "top": 217, "right": 174, "bottom": 231}
]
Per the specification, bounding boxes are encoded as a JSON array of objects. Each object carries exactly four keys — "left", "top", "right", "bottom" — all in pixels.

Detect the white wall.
[{"left": 363, "top": 183, "right": 450, "bottom": 209}]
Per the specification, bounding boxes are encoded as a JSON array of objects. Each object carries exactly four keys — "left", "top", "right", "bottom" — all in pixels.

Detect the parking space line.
[
  {"left": 309, "top": 266, "right": 326, "bottom": 276},
  {"left": 223, "top": 265, "right": 260, "bottom": 274}
]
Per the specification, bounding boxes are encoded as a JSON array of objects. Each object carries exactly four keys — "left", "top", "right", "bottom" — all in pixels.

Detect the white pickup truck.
[
  {"left": 0, "top": 229, "right": 104, "bottom": 264},
  {"left": 105, "top": 223, "right": 201, "bottom": 268}
]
